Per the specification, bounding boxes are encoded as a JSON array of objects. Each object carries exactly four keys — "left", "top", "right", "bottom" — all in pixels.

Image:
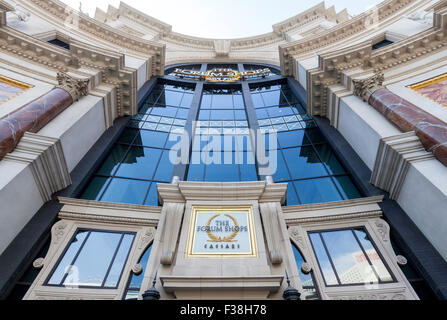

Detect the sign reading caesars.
[
  {"left": 186, "top": 206, "right": 257, "bottom": 257},
  {"left": 173, "top": 68, "right": 271, "bottom": 82}
]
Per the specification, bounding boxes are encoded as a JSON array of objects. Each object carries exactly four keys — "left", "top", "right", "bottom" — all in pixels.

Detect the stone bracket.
[
  {"left": 259, "top": 202, "right": 283, "bottom": 264},
  {"left": 371, "top": 131, "right": 434, "bottom": 199},
  {"left": 4, "top": 132, "right": 71, "bottom": 202},
  {"left": 160, "top": 202, "right": 185, "bottom": 265}
]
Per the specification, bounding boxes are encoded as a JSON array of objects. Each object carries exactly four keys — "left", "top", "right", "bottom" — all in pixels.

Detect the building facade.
[{"left": 0, "top": 0, "right": 446, "bottom": 300}]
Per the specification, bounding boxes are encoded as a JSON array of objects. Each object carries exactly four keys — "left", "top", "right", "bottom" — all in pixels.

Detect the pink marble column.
[
  {"left": 0, "top": 88, "right": 73, "bottom": 160},
  {"left": 369, "top": 88, "right": 447, "bottom": 167}
]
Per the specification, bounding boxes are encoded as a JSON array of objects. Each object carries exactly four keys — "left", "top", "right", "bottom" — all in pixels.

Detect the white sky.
[{"left": 60, "top": 0, "right": 383, "bottom": 38}]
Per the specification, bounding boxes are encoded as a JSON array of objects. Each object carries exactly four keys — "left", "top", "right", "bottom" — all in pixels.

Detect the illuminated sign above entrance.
[
  {"left": 186, "top": 206, "right": 257, "bottom": 257},
  {"left": 172, "top": 68, "right": 271, "bottom": 82}
]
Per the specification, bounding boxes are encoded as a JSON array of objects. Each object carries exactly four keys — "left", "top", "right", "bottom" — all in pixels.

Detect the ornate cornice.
[
  {"left": 306, "top": 6, "right": 447, "bottom": 118},
  {"left": 370, "top": 131, "right": 435, "bottom": 199},
  {"left": 279, "top": 0, "right": 416, "bottom": 76},
  {"left": 353, "top": 72, "right": 384, "bottom": 102},
  {"left": 24, "top": 0, "right": 165, "bottom": 76},
  {"left": 56, "top": 72, "right": 89, "bottom": 102}
]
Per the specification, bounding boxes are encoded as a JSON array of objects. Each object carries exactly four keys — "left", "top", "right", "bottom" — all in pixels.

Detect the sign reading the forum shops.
[
  {"left": 173, "top": 68, "right": 271, "bottom": 82},
  {"left": 186, "top": 206, "right": 257, "bottom": 258}
]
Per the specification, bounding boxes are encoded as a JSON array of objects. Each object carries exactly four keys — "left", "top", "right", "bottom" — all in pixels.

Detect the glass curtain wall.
[{"left": 78, "top": 63, "right": 362, "bottom": 206}]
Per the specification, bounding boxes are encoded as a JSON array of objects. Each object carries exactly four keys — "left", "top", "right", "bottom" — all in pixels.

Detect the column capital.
[
  {"left": 353, "top": 72, "right": 384, "bottom": 102},
  {"left": 56, "top": 72, "right": 89, "bottom": 102}
]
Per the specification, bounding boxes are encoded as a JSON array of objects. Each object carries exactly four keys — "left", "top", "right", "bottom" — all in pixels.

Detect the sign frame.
[{"left": 185, "top": 206, "right": 258, "bottom": 258}]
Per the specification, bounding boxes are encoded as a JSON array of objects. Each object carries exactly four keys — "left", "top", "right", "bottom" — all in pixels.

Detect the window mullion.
[{"left": 59, "top": 231, "right": 91, "bottom": 286}]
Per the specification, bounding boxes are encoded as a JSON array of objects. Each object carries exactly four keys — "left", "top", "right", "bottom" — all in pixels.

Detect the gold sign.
[
  {"left": 173, "top": 68, "right": 271, "bottom": 82},
  {"left": 186, "top": 206, "right": 257, "bottom": 258}
]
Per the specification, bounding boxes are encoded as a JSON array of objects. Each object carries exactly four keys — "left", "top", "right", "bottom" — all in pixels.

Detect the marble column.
[
  {"left": 353, "top": 73, "right": 447, "bottom": 167},
  {"left": 0, "top": 73, "right": 89, "bottom": 161}
]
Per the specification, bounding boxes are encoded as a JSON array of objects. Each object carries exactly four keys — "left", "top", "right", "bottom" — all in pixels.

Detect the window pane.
[
  {"left": 251, "top": 93, "right": 265, "bottom": 108},
  {"left": 212, "top": 94, "right": 233, "bottom": 109},
  {"left": 277, "top": 130, "right": 309, "bottom": 148},
  {"left": 261, "top": 90, "right": 282, "bottom": 106},
  {"left": 80, "top": 176, "right": 110, "bottom": 201},
  {"left": 144, "top": 183, "right": 159, "bottom": 206},
  {"left": 97, "top": 144, "right": 128, "bottom": 176},
  {"left": 283, "top": 147, "right": 328, "bottom": 180},
  {"left": 64, "top": 232, "right": 122, "bottom": 287},
  {"left": 115, "top": 147, "right": 162, "bottom": 180},
  {"left": 285, "top": 182, "right": 300, "bottom": 206},
  {"left": 291, "top": 245, "right": 318, "bottom": 300},
  {"left": 272, "top": 151, "right": 291, "bottom": 182},
  {"left": 334, "top": 176, "right": 362, "bottom": 200},
  {"left": 48, "top": 231, "right": 89, "bottom": 285},
  {"left": 159, "top": 90, "right": 183, "bottom": 106},
  {"left": 354, "top": 229, "right": 393, "bottom": 282},
  {"left": 104, "top": 234, "right": 135, "bottom": 288},
  {"left": 118, "top": 128, "right": 138, "bottom": 144},
  {"left": 153, "top": 150, "right": 174, "bottom": 182},
  {"left": 180, "top": 93, "right": 194, "bottom": 108},
  {"left": 322, "top": 230, "right": 379, "bottom": 285},
  {"left": 294, "top": 178, "right": 342, "bottom": 204},
  {"left": 101, "top": 178, "right": 150, "bottom": 205},
  {"left": 315, "top": 144, "right": 346, "bottom": 175},
  {"left": 135, "top": 130, "right": 167, "bottom": 148},
  {"left": 309, "top": 233, "right": 338, "bottom": 285}
]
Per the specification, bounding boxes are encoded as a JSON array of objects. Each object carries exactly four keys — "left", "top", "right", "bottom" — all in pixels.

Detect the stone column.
[
  {"left": 0, "top": 73, "right": 89, "bottom": 160},
  {"left": 353, "top": 73, "right": 447, "bottom": 166}
]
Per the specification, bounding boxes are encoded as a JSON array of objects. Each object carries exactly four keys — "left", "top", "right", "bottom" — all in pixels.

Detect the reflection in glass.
[
  {"left": 123, "top": 245, "right": 152, "bottom": 299},
  {"left": 291, "top": 244, "right": 319, "bottom": 300},
  {"left": 309, "top": 229, "right": 394, "bottom": 286},
  {"left": 47, "top": 230, "right": 135, "bottom": 288}
]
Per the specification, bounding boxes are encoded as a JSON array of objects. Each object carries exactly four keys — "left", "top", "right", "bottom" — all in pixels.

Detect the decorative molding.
[
  {"left": 214, "top": 40, "right": 231, "bottom": 57},
  {"left": 26, "top": 0, "right": 165, "bottom": 76},
  {"left": 138, "top": 228, "right": 156, "bottom": 250},
  {"left": 330, "top": 292, "right": 408, "bottom": 300},
  {"left": 280, "top": 0, "right": 416, "bottom": 75},
  {"left": 132, "top": 263, "right": 143, "bottom": 275},
  {"left": 32, "top": 257, "right": 45, "bottom": 269},
  {"left": 56, "top": 72, "right": 89, "bottom": 102},
  {"left": 370, "top": 131, "right": 435, "bottom": 200},
  {"left": 301, "top": 262, "right": 312, "bottom": 274},
  {"left": 4, "top": 132, "right": 71, "bottom": 202},
  {"left": 353, "top": 72, "right": 384, "bottom": 102},
  {"left": 397, "top": 255, "right": 408, "bottom": 266},
  {"left": 51, "top": 220, "right": 69, "bottom": 246},
  {"left": 304, "top": 5, "right": 447, "bottom": 118},
  {"left": 160, "top": 202, "right": 185, "bottom": 265},
  {"left": 259, "top": 202, "right": 283, "bottom": 264}
]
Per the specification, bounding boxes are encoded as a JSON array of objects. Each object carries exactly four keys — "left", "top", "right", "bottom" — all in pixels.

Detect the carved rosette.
[
  {"left": 33, "top": 257, "right": 45, "bottom": 269},
  {"left": 56, "top": 72, "right": 89, "bottom": 102},
  {"left": 301, "top": 262, "right": 312, "bottom": 274},
  {"left": 397, "top": 255, "right": 408, "bottom": 266},
  {"left": 353, "top": 73, "right": 384, "bottom": 102},
  {"left": 132, "top": 263, "right": 143, "bottom": 275}
]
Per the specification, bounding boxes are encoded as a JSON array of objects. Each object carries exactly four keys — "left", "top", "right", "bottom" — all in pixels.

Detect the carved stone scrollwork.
[
  {"left": 132, "top": 263, "right": 143, "bottom": 275},
  {"left": 56, "top": 72, "right": 90, "bottom": 102},
  {"left": 33, "top": 257, "right": 45, "bottom": 269},
  {"left": 51, "top": 220, "right": 68, "bottom": 245},
  {"left": 353, "top": 72, "right": 384, "bottom": 102},
  {"left": 301, "top": 262, "right": 312, "bottom": 274},
  {"left": 138, "top": 228, "right": 155, "bottom": 250},
  {"left": 397, "top": 255, "right": 408, "bottom": 266}
]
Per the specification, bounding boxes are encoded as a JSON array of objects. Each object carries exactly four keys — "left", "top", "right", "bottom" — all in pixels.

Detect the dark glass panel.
[
  {"left": 277, "top": 130, "right": 309, "bottom": 148},
  {"left": 305, "top": 128, "right": 326, "bottom": 144},
  {"left": 334, "top": 176, "right": 362, "bottom": 200},
  {"left": 134, "top": 130, "right": 168, "bottom": 148},
  {"left": 115, "top": 147, "right": 162, "bottom": 180},
  {"left": 97, "top": 144, "right": 129, "bottom": 176},
  {"left": 272, "top": 151, "right": 291, "bottom": 182},
  {"left": 125, "top": 245, "right": 152, "bottom": 296},
  {"left": 285, "top": 182, "right": 300, "bottom": 206},
  {"left": 101, "top": 178, "right": 150, "bottom": 205},
  {"left": 80, "top": 176, "right": 110, "bottom": 201},
  {"left": 118, "top": 128, "right": 138, "bottom": 144},
  {"left": 144, "top": 183, "right": 159, "bottom": 206},
  {"left": 283, "top": 147, "right": 328, "bottom": 180},
  {"left": 291, "top": 244, "right": 318, "bottom": 300},
  {"left": 152, "top": 150, "right": 175, "bottom": 182},
  {"left": 315, "top": 144, "right": 346, "bottom": 175},
  {"left": 294, "top": 178, "right": 342, "bottom": 204}
]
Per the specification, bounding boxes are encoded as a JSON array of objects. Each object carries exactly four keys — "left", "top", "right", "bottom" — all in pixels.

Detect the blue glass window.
[{"left": 47, "top": 230, "right": 135, "bottom": 288}]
